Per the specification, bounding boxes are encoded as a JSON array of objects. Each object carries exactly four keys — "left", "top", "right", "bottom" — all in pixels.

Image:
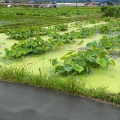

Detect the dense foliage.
[
  {"left": 6, "top": 24, "right": 69, "bottom": 40},
  {"left": 52, "top": 35, "right": 120, "bottom": 74},
  {"left": 0, "top": 7, "right": 101, "bottom": 32},
  {"left": 6, "top": 27, "right": 49, "bottom": 40},
  {"left": 52, "top": 47, "right": 113, "bottom": 74},
  {"left": 5, "top": 37, "right": 60, "bottom": 58},
  {"left": 87, "top": 35, "right": 120, "bottom": 50},
  {"left": 4, "top": 27, "right": 94, "bottom": 58},
  {"left": 101, "top": 6, "right": 120, "bottom": 18},
  {"left": 96, "top": 20, "right": 120, "bottom": 34},
  {"left": 5, "top": 18, "right": 120, "bottom": 40},
  {"left": 0, "top": 7, "right": 100, "bottom": 17}
]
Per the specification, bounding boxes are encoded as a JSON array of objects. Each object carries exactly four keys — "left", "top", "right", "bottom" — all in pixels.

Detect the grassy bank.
[{"left": 0, "top": 66, "right": 119, "bottom": 105}]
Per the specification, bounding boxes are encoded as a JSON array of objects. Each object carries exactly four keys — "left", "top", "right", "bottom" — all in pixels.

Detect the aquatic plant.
[
  {"left": 52, "top": 47, "right": 114, "bottom": 74},
  {"left": 54, "top": 24, "right": 68, "bottom": 31},
  {"left": 52, "top": 35, "right": 119, "bottom": 75},
  {"left": 6, "top": 27, "right": 50, "bottom": 40},
  {"left": 4, "top": 27, "right": 95, "bottom": 58}
]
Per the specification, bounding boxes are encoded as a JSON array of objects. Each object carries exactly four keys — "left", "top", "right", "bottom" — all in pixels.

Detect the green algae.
[
  {"left": 79, "top": 60, "right": 120, "bottom": 93},
  {"left": 0, "top": 22, "right": 120, "bottom": 93}
]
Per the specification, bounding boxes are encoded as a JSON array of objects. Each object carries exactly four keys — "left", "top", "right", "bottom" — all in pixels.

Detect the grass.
[
  {"left": 0, "top": 65, "right": 119, "bottom": 105},
  {"left": 0, "top": 15, "right": 102, "bottom": 32},
  {"left": 0, "top": 6, "right": 102, "bottom": 32}
]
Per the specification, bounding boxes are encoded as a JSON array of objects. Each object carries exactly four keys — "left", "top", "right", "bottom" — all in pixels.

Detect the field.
[{"left": 0, "top": 6, "right": 120, "bottom": 104}]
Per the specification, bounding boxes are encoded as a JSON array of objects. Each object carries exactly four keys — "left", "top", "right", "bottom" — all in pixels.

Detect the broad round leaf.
[
  {"left": 74, "top": 65, "right": 84, "bottom": 73},
  {"left": 96, "top": 58, "right": 106, "bottom": 68},
  {"left": 63, "top": 64, "right": 73, "bottom": 72},
  {"left": 52, "top": 59, "right": 59, "bottom": 66}
]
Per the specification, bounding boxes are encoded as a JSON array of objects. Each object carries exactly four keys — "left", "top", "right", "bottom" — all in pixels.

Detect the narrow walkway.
[{"left": 0, "top": 81, "right": 119, "bottom": 120}]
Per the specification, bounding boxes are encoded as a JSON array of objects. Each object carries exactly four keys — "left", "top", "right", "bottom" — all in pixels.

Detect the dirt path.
[{"left": 0, "top": 81, "right": 119, "bottom": 120}]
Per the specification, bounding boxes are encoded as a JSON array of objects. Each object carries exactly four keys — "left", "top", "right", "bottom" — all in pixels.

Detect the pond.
[{"left": 0, "top": 22, "right": 120, "bottom": 93}]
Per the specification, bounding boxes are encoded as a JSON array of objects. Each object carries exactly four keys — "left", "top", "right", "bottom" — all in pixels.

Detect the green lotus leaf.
[
  {"left": 52, "top": 59, "right": 59, "bottom": 66},
  {"left": 63, "top": 64, "right": 73, "bottom": 72},
  {"left": 74, "top": 64, "right": 84, "bottom": 73},
  {"left": 96, "top": 58, "right": 106, "bottom": 68}
]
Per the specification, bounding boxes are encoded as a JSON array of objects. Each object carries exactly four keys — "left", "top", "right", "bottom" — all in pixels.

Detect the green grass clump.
[{"left": 0, "top": 65, "right": 119, "bottom": 105}]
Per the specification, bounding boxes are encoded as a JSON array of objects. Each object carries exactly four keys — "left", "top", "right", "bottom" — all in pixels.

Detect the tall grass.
[{"left": 0, "top": 65, "right": 120, "bottom": 105}]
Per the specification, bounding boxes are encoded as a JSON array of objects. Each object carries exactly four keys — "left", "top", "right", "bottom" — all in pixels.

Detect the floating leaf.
[
  {"left": 21, "top": 50, "right": 26, "bottom": 55},
  {"left": 32, "top": 41, "right": 38, "bottom": 47},
  {"left": 56, "top": 66, "right": 65, "bottom": 73},
  {"left": 63, "top": 64, "right": 73, "bottom": 72},
  {"left": 78, "top": 60, "right": 86, "bottom": 67},
  {"left": 15, "top": 51, "right": 21, "bottom": 58},
  {"left": 96, "top": 58, "right": 106, "bottom": 68},
  {"left": 52, "top": 59, "right": 59, "bottom": 66},
  {"left": 9, "top": 50, "right": 16, "bottom": 56},
  {"left": 87, "top": 57, "right": 96, "bottom": 62},
  {"left": 74, "top": 64, "right": 84, "bottom": 73}
]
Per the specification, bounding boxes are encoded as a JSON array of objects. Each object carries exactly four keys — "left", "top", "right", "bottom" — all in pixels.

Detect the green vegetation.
[
  {"left": 6, "top": 24, "right": 69, "bottom": 40},
  {"left": 2, "top": 21, "right": 119, "bottom": 65},
  {"left": 5, "top": 18, "right": 120, "bottom": 40},
  {"left": 52, "top": 35, "right": 119, "bottom": 75},
  {"left": 54, "top": 24, "right": 68, "bottom": 31},
  {"left": 0, "top": 66, "right": 119, "bottom": 105},
  {"left": 97, "top": 22, "right": 120, "bottom": 34},
  {"left": 6, "top": 27, "right": 50, "bottom": 40},
  {"left": 0, "top": 6, "right": 120, "bottom": 105},
  {"left": 0, "top": 7, "right": 101, "bottom": 32},
  {"left": 4, "top": 36, "right": 63, "bottom": 58},
  {"left": 4, "top": 27, "right": 94, "bottom": 58},
  {"left": 0, "top": 7, "right": 100, "bottom": 17},
  {"left": 101, "top": 6, "right": 120, "bottom": 18}
]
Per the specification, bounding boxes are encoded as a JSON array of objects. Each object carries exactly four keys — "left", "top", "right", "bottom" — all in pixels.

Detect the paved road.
[{"left": 0, "top": 81, "right": 119, "bottom": 120}]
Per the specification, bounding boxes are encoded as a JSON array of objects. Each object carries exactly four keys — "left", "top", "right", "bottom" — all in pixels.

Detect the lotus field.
[{"left": 0, "top": 6, "right": 120, "bottom": 104}]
